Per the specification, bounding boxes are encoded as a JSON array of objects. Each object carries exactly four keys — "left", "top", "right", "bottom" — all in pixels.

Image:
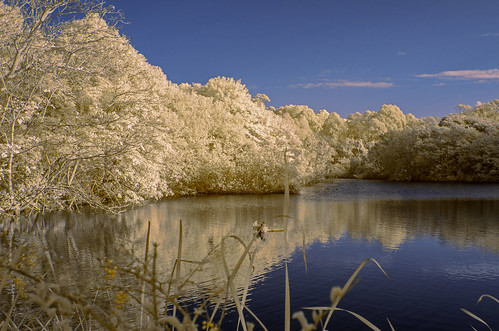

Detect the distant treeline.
[{"left": 1, "top": 1, "right": 498, "bottom": 215}]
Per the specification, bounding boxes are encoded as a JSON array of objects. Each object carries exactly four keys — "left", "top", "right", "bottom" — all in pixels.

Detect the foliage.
[
  {"left": 1, "top": 0, "right": 497, "bottom": 216},
  {"left": 364, "top": 101, "right": 499, "bottom": 181}
]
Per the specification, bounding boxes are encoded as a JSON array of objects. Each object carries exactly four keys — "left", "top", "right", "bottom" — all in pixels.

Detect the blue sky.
[{"left": 111, "top": 0, "right": 499, "bottom": 118}]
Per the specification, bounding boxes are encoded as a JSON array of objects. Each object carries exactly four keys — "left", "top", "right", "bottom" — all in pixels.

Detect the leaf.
[
  {"left": 322, "top": 258, "right": 389, "bottom": 329},
  {"left": 460, "top": 308, "right": 492, "bottom": 331},
  {"left": 285, "top": 263, "right": 290, "bottom": 331},
  {"left": 477, "top": 294, "right": 499, "bottom": 305},
  {"left": 387, "top": 317, "right": 396, "bottom": 331},
  {"left": 334, "top": 308, "right": 383, "bottom": 331}
]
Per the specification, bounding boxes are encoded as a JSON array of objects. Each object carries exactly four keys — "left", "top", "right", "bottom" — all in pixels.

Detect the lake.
[{"left": 29, "top": 179, "right": 499, "bottom": 330}]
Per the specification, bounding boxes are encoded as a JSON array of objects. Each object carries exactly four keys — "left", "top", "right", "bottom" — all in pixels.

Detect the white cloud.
[
  {"left": 397, "top": 51, "right": 407, "bottom": 56},
  {"left": 293, "top": 80, "right": 393, "bottom": 89},
  {"left": 417, "top": 69, "right": 499, "bottom": 80}
]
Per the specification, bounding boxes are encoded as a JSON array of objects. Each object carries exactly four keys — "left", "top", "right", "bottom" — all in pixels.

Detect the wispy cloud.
[
  {"left": 292, "top": 80, "right": 394, "bottom": 88},
  {"left": 481, "top": 32, "right": 499, "bottom": 37},
  {"left": 397, "top": 51, "right": 407, "bottom": 56},
  {"left": 416, "top": 69, "right": 499, "bottom": 80},
  {"left": 318, "top": 68, "right": 344, "bottom": 77}
]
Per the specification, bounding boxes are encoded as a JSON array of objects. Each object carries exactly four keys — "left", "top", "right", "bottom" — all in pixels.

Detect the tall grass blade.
[
  {"left": 283, "top": 147, "right": 291, "bottom": 331},
  {"left": 334, "top": 308, "right": 383, "bottom": 331},
  {"left": 477, "top": 294, "right": 499, "bottom": 305},
  {"left": 283, "top": 147, "right": 290, "bottom": 209},
  {"left": 301, "top": 230, "right": 308, "bottom": 274},
  {"left": 220, "top": 235, "right": 258, "bottom": 331},
  {"left": 322, "top": 258, "right": 388, "bottom": 329},
  {"left": 304, "top": 306, "right": 334, "bottom": 310},
  {"left": 36, "top": 221, "right": 58, "bottom": 282},
  {"left": 460, "top": 308, "right": 492, "bottom": 330},
  {"left": 221, "top": 239, "right": 248, "bottom": 331},
  {"left": 322, "top": 258, "right": 369, "bottom": 328},
  {"left": 238, "top": 248, "right": 257, "bottom": 330},
  {"left": 303, "top": 307, "right": 385, "bottom": 331},
  {"left": 44, "top": 250, "right": 57, "bottom": 281},
  {"left": 210, "top": 297, "right": 223, "bottom": 324},
  {"left": 285, "top": 263, "right": 290, "bottom": 331},
  {"left": 243, "top": 305, "right": 268, "bottom": 331},
  {"left": 1, "top": 293, "right": 18, "bottom": 331},
  {"left": 387, "top": 317, "right": 395, "bottom": 331},
  {"left": 172, "top": 219, "right": 183, "bottom": 331},
  {"left": 370, "top": 258, "right": 389, "bottom": 279},
  {"left": 140, "top": 220, "right": 151, "bottom": 329}
]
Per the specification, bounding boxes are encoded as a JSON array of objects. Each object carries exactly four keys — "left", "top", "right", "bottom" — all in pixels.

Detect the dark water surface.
[{"left": 46, "top": 179, "right": 499, "bottom": 330}]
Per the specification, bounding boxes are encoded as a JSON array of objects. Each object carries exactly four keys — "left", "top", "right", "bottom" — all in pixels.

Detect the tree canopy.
[{"left": 1, "top": 0, "right": 497, "bottom": 215}]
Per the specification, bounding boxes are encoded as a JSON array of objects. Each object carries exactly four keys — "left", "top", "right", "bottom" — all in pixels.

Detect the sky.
[{"left": 110, "top": 0, "right": 499, "bottom": 118}]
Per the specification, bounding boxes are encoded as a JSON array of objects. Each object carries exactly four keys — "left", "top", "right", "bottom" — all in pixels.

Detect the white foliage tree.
[
  {"left": 365, "top": 100, "right": 499, "bottom": 181},
  {"left": 2, "top": 0, "right": 496, "bottom": 216},
  {"left": 0, "top": 0, "right": 120, "bottom": 213},
  {"left": 170, "top": 77, "right": 304, "bottom": 193}
]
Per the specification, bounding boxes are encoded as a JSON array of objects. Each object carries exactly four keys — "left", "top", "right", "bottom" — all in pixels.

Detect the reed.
[
  {"left": 296, "top": 258, "right": 389, "bottom": 331},
  {"left": 461, "top": 294, "right": 499, "bottom": 331},
  {"left": 283, "top": 147, "right": 291, "bottom": 331}
]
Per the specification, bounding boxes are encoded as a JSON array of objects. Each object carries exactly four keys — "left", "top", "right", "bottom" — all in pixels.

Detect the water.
[{"left": 29, "top": 180, "right": 499, "bottom": 329}]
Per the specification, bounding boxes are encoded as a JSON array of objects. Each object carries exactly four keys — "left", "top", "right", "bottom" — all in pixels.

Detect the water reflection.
[
  {"left": 38, "top": 182, "right": 499, "bottom": 297},
  {"left": 3, "top": 179, "right": 499, "bottom": 331},
  {"left": 4, "top": 180, "right": 496, "bottom": 329},
  {"left": 124, "top": 195, "right": 499, "bottom": 257}
]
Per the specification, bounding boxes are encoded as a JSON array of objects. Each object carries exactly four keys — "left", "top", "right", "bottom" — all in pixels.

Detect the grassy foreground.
[{"left": 1, "top": 186, "right": 497, "bottom": 330}]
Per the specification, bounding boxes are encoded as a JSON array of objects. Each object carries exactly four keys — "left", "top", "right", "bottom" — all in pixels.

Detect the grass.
[
  {"left": 1, "top": 213, "right": 498, "bottom": 330},
  {"left": 0, "top": 220, "right": 386, "bottom": 330},
  {"left": 461, "top": 295, "right": 499, "bottom": 331}
]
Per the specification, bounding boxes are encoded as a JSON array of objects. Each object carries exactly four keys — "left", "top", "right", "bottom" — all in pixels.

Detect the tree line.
[{"left": 1, "top": 0, "right": 497, "bottom": 215}]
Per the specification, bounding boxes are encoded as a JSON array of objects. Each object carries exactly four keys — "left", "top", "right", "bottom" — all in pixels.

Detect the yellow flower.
[
  {"left": 114, "top": 291, "right": 129, "bottom": 309},
  {"left": 202, "top": 321, "right": 216, "bottom": 330},
  {"left": 104, "top": 260, "right": 118, "bottom": 280}
]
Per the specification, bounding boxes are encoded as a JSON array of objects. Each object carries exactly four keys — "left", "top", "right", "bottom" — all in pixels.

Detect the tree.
[
  {"left": 170, "top": 78, "right": 304, "bottom": 194},
  {"left": 364, "top": 101, "right": 499, "bottom": 181},
  {"left": 0, "top": 0, "right": 135, "bottom": 214}
]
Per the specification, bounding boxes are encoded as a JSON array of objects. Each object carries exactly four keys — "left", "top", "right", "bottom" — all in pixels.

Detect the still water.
[{"left": 44, "top": 179, "right": 499, "bottom": 330}]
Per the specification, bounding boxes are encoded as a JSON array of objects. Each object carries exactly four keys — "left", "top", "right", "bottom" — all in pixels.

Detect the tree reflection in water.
[{"left": 1, "top": 180, "right": 498, "bottom": 329}]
